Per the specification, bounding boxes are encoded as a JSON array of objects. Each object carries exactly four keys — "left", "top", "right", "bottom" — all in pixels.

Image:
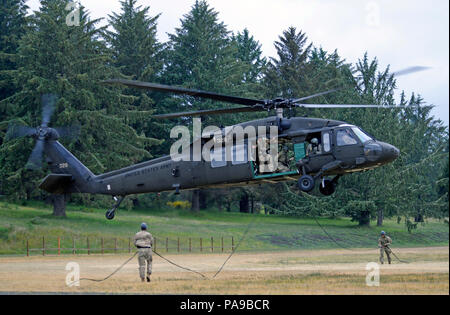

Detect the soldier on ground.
[
  {"left": 378, "top": 231, "right": 392, "bottom": 264},
  {"left": 134, "top": 223, "right": 154, "bottom": 282}
]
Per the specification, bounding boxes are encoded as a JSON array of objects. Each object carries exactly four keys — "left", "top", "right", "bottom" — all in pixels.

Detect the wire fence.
[{"left": 25, "top": 236, "right": 236, "bottom": 256}]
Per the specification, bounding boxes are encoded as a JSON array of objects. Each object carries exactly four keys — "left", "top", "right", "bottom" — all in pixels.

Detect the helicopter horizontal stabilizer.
[{"left": 39, "top": 174, "right": 73, "bottom": 194}]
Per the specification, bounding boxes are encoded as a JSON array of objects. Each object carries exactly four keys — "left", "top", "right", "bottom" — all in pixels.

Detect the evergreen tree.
[
  {"left": 106, "top": 0, "right": 161, "bottom": 81},
  {"left": 264, "top": 27, "right": 312, "bottom": 99},
  {"left": 232, "top": 28, "right": 267, "bottom": 87},
  {"left": 162, "top": 0, "right": 247, "bottom": 126},
  {"left": 0, "top": 0, "right": 159, "bottom": 214},
  {"left": 0, "top": 0, "right": 28, "bottom": 120},
  {"left": 106, "top": 0, "right": 164, "bottom": 155}
]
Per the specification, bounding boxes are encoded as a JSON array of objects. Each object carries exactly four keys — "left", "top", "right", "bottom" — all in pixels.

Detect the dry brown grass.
[{"left": 0, "top": 247, "right": 448, "bottom": 294}]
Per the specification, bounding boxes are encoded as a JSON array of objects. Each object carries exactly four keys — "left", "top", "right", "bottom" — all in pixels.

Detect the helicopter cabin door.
[
  {"left": 252, "top": 138, "right": 299, "bottom": 179},
  {"left": 333, "top": 127, "right": 365, "bottom": 168},
  {"left": 301, "top": 131, "right": 335, "bottom": 173}
]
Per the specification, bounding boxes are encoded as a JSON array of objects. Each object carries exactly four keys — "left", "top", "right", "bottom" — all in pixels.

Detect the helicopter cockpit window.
[
  {"left": 211, "top": 146, "right": 226, "bottom": 168},
  {"left": 336, "top": 129, "right": 358, "bottom": 146},
  {"left": 323, "top": 132, "right": 331, "bottom": 152},
  {"left": 351, "top": 127, "right": 373, "bottom": 144}
]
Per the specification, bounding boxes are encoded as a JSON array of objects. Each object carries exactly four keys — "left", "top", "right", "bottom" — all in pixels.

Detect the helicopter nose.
[{"left": 380, "top": 143, "right": 400, "bottom": 163}]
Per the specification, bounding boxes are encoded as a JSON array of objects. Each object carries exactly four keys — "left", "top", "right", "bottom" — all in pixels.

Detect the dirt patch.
[{"left": 0, "top": 246, "right": 447, "bottom": 294}]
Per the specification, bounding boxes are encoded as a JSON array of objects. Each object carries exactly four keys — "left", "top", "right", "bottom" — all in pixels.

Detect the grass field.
[
  {"left": 0, "top": 247, "right": 448, "bottom": 294},
  {"left": 0, "top": 201, "right": 448, "bottom": 295},
  {"left": 0, "top": 201, "right": 448, "bottom": 255}
]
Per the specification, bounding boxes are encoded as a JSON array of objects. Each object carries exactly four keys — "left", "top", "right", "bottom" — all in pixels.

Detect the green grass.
[{"left": 0, "top": 201, "right": 448, "bottom": 255}]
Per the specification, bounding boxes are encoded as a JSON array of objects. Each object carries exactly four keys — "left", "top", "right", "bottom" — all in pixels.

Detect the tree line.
[{"left": 0, "top": 0, "right": 448, "bottom": 226}]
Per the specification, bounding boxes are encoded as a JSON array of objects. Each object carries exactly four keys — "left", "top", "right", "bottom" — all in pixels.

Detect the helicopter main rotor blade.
[
  {"left": 103, "top": 79, "right": 266, "bottom": 107},
  {"left": 153, "top": 106, "right": 263, "bottom": 119},
  {"left": 354, "top": 66, "right": 430, "bottom": 80},
  {"left": 295, "top": 104, "right": 382, "bottom": 108},
  {"left": 41, "top": 94, "right": 57, "bottom": 127},
  {"left": 292, "top": 88, "right": 341, "bottom": 103},
  {"left": 297, "top": 66, "right": 430, "bottom": 104},
  {"left": 392, "top": 66, "right": 430, "bottom": 77},
  {"left": 26, "top": 139, "right": 45, "bottom": 170},
  {"left": 293, "top": 104, "right": 425, "bottom": 108}
]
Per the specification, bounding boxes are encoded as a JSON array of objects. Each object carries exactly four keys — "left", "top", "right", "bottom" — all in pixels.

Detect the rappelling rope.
[
  {"left": 74, "top": 215, "right": 257, "bottom": 283},
  {"left": 71, "top": 250, "right": 207, "bottom": 285},
  {"left": 152, "top": 215, "right": 257, "bottom": 280},
  {"left": 212, "top": 215, "right": 257, "bottom": 279},
  {"left": 69, "top": 251, "right": 138, "bottom": 286},
  {"left": 311, "top": 212, "right": 354, "bottom": 251},
  {"left": 72, "top": 212, "right": 407, "bottom": 286},
  {"left": 152, "top": 250, "right": 207, "bottom": 279},
  {"left": 384, "top": 246, "right": 409, "bottom": 263},
  {"left": 312, "top": 212, "right": 409, "bottom": 263}
]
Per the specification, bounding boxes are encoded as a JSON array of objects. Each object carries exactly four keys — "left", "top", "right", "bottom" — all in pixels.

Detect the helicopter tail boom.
[{"left": 41, "top": 140, "right": 98, "bottom": 194}]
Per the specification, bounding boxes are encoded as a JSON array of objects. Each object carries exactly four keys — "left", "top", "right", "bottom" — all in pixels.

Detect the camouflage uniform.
[
  {"left": 306, "top": 143, "right": 322, "bottom": 156},
  {"left": 134, "top": 230, "right": 154, "bottom": 281},
  {"left": 378, "top": 235, "right": 392, "bottom": 264},
  {"left": 276, "top": 151, "right": 290, "bottom": 172}
]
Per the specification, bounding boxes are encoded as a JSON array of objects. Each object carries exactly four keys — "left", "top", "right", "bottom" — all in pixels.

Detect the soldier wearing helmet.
[
  {"left": 378, "top": 231, "right": 392, "bottom": 264},
  {"left": 306, "top": 138, "right": 322, "bottom": 156},
  {"left": 134, "top": 223, "right": 154, "bottom": 282}
]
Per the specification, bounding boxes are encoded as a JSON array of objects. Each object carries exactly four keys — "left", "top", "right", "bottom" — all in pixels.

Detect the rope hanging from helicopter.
[
  {"left": 72, "top": 215, "right": 258, "bottom": 284},
  {"left": 279, "top": 180, "right": 411, "bottom": 262}
]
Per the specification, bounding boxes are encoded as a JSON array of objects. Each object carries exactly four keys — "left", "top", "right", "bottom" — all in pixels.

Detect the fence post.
[
  {"left": 26, "top": 239, "right": 29, "bottom": 257},
  {"left": 114, "top": 238, "right": 117, "bottom": 254},
  {"left": 101, "top": 238, "right": 104, "bottom": 255},
  {"left": 211, "top": 237, "right": 214, "bottom": 253},
  {"left": 87, "top": 237, "right": 90, "bottom": 255},
  {"left": 200, "top": 238, "right": 202, "bottom": 252},
  {"left": 154, "top": 238, "right": 157, "bottom": 251},
  {"left": 58, "top": 237, "right": 61, "bottom": 256},
  {"left": 166, "top": 237, "right": 168, "bottom": 253},
  {"left": 221, "top": 237, "right": 224, "bottom": 253},
  {"left": 42, "top": 236, "right": 45, "bottom": 256},
  {"left": 177, "top": 238, "right": 180, "bottom": 253},
  {"left": 72, "top": 238, "right": 75, "bottom": 255},
  {"left": 128, "top": 238, "right": 131, "bottom": 254},
  {"left": 189, "top": 238, "right": 192, "bottom": 253},
  {"left": 232, "top": 236, "right": 234, "bottom": 251}
]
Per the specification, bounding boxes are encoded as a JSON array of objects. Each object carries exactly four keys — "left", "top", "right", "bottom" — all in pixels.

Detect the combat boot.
[{"left": 147, "top": 276, "right": 151, "bottom": 282}]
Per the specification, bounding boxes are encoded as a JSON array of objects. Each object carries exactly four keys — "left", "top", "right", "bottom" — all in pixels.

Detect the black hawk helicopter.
[{"left": 6, "top": 67, "right": 427, "bottom": 220}]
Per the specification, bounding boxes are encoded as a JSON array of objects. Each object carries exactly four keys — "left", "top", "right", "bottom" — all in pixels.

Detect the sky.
[{"left": 27, "top": 0, "right": 449, "bottom": 126}]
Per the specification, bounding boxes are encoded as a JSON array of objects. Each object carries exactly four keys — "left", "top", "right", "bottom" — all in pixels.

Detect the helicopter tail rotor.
[
  {"left": 5, "top": 94, "right": 80, "bottom": 170},
  {"left": 41, "top": 94, "right": 57, "bottom": 127}
]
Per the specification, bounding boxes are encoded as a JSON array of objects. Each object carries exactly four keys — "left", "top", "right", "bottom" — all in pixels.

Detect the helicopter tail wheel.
[
  {"left": 298, "top": 175, "right": 315, "bottom": 192},
  {"left": 105, "top": 209, "right": 116, "bottom": 220},
  {"left": 105, "top": 195, "right": 126, "bottom": 220},
  {"left": 319, "top": 178, "right": 337, "bottom": 196}
]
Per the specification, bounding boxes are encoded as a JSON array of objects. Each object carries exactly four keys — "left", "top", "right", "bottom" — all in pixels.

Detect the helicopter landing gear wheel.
[
  {"left": 105, "top": 195, "right": 126, "bottom": 221},
  {"left": 298, "top": 175, "right": 315, "bottom": 192},
  {"left": 319, "top": 178, "right": 336, "bottom": 196},
  {"left": 105, "top": 209, "right": 116, "bottom": 220}
]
